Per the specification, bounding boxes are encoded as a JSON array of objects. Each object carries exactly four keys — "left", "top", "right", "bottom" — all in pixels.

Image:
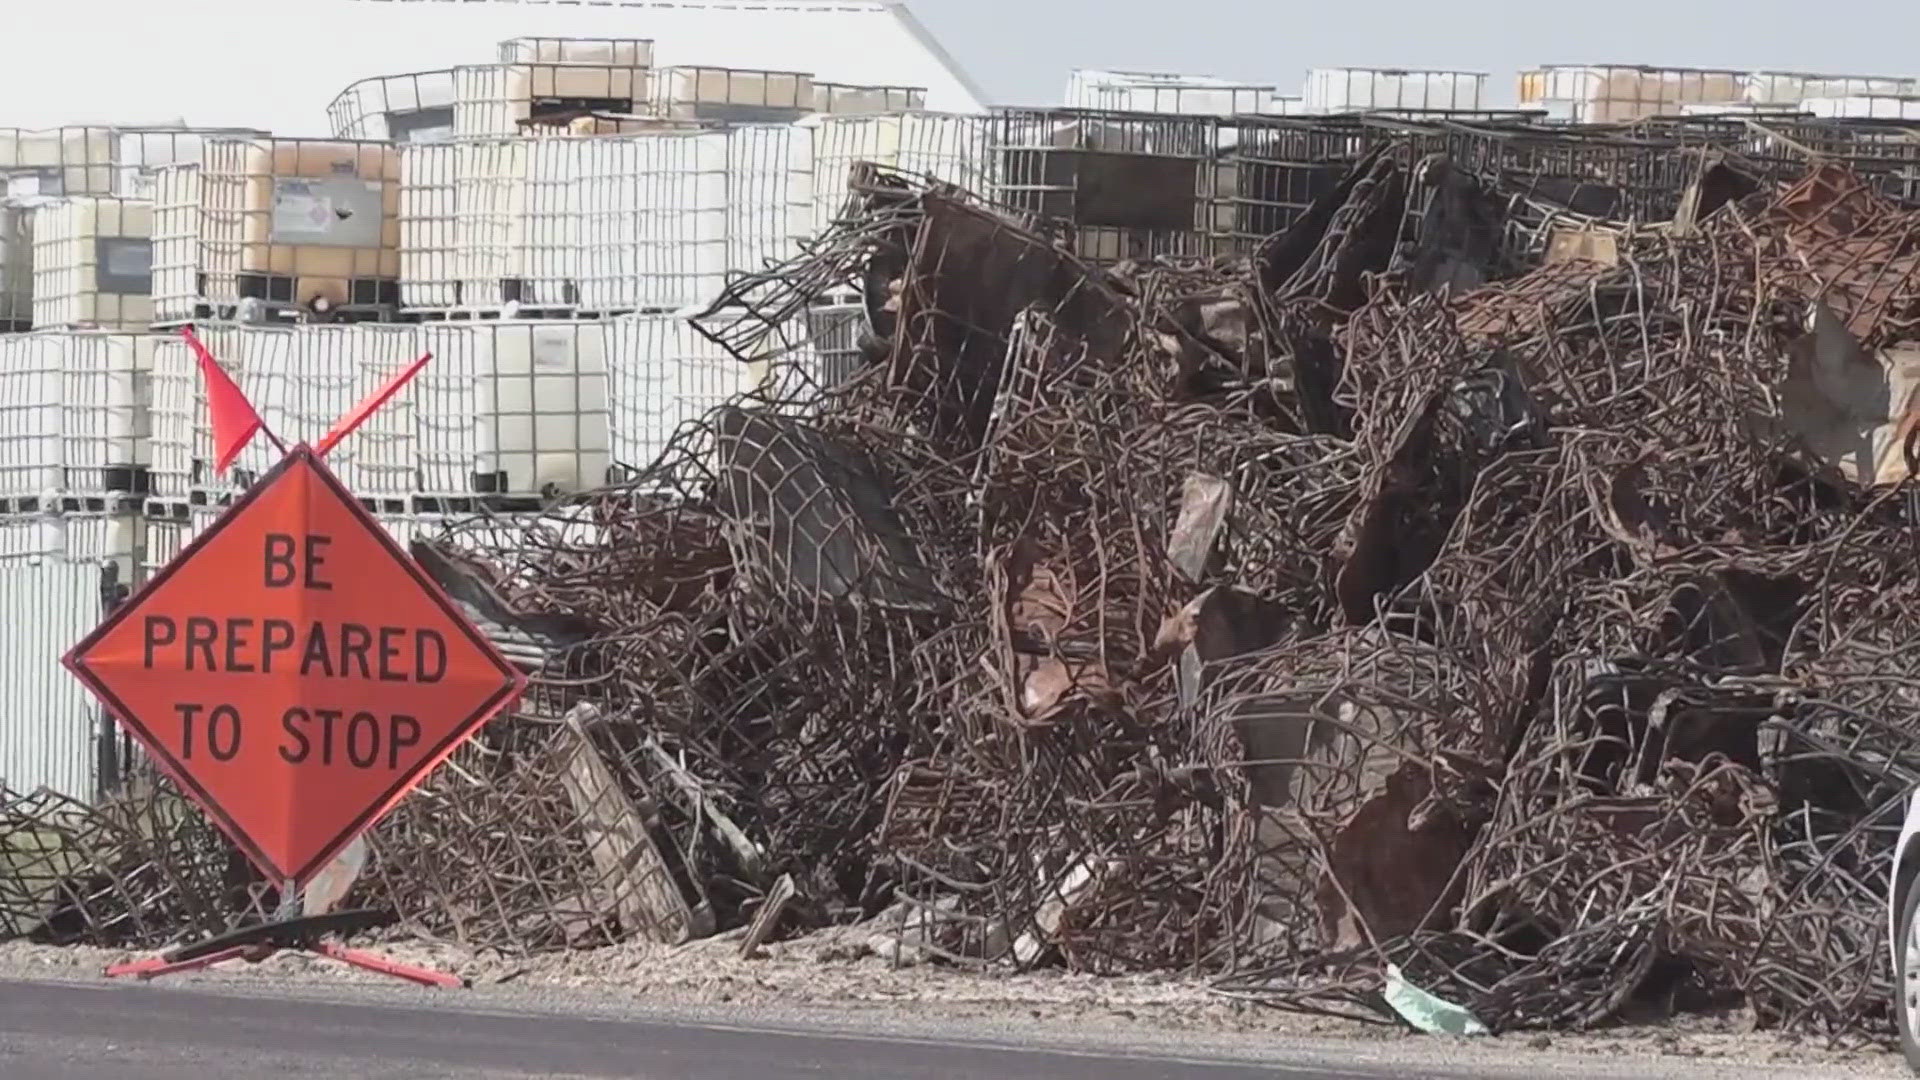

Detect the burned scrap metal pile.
[{"left": 11, "top": 125, "right": 1920, "bottom": 1039}]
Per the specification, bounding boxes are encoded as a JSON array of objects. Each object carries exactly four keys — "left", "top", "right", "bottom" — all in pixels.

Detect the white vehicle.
[{"left": 1892, "top": 787, "right": 1920, "bottom": 1071}]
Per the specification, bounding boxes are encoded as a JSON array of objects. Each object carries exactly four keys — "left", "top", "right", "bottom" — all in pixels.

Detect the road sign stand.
[
  {"left": 102, "top": 908, "right": 466, "bottom": 989},
  {"left": 62, "top": 339, "right": 523, "bottom": 996}
]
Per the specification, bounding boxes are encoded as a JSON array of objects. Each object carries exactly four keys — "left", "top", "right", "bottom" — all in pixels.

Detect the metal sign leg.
[{"left": 99, "top": 909, "right": 466, "bottom": 989}]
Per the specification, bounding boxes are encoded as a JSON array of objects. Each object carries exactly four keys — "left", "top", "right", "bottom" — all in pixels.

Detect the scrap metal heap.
[{"left": 10, "top": 132, "right": 1920, "bottom": 1040}]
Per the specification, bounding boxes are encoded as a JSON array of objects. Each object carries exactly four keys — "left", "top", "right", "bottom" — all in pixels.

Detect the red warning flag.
[
  {"left": 316, "top": 352, "right": 432, "bottom": 459},
  {"left": 180, "top": 328, "right": 265, "bottom": 476}
]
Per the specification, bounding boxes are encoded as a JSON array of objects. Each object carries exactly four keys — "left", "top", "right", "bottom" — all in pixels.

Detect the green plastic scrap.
[{"left": 1382, "top": 963, "right": 1490, "bottom": 1037}]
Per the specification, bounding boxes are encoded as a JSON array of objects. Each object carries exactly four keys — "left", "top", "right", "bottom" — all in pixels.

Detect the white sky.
[{"left": 909, "top": 0, "right": 1920, "bottom": 106}]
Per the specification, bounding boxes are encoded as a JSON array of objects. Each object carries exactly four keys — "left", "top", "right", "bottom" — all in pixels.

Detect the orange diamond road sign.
[{"left": 64, "top": 445, "right": 526, "bottom": 887}]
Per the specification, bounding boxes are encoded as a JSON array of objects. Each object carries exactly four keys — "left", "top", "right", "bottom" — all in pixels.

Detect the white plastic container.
[
  {"left": 448, "top": 138, "right": 583, "bottom": 310},
  {"left": 149, "top": 163, "right": 200, "bottom": 322},
  {"left": 810, "top": 113, "right": 994, "bottom": 236},
  {"left": 329, "top": 325, "right": 421, "bottom": 496},
  {"left": 0, "top": 128, "right": 116, "bottom": 199},
  {"left": 413, "top": 322, "right": 486, "bottom": 497},
  {"left": 0, "top": 332, "right": 62, "bottom": 497},
  {"left": 0, "top": 204, "right": 32, "bottom": 329},
  {"left": 811, "top": 83, "right": 928, "bottom": 115},
  {"left": 0, "top": 127, "right": 269, "bottom": 201},
  {"left": 728, "top": 125, "right": 814, "bottom": 282},
  {"left": 0, "top": 514, "right": 122, "bottom": 562},
  {"left": 146, "top": 325, "right": 273, "bottom": 497},
  {"left": 1743, "top": 71, "right": 1920, "bottom": 105},
  {"left": 1802, "top": 96, "right": 1920, "bottom": 120},
  {"left": 142, "top": 321, "right": 506, "bottom": 499},
  {"left": 109, "top": 128, "right": 270, "bottom": 200},
  {"left": 606, "top": 312, "right": 750, "bottom": 472},
  {"left": 453, "top": 63, "right": 651, "bottom": 140},
  {"left": 145, "top": 329, "right": 196, "bottom": 496},
  {"left": 0, "top": 517, "right": 68, "bottom": 558},
  {"left": 197, "top": 138, "right": 401, "bottom": 315},
  {"left": 173, "top": 321, "right": 617, "bottom": 502},
  {"left": 241, "top": 324, "right": 422, "bottom": 496},
  {"left": 328, "top": 70, "right": 459, "bottom": 143},
  {"left": 473, "top": 321, "right": 611, "bottom": 497},
  {"left": 0, "top": 523, "right": 102, "bottom": 801},
  {"left": 427, "top": 130, "right": 751, "bottom": 313},
  {"left": 1304, "top": 68, "right": 1487, "bottom": 113},
  {"left": 1066, "top": 70, "right": 1273, "bottom": 116},
  {"left": 57, "top": 513, "right": 126, "bottom": 562},
  {"left": 398, "top": 144, "right": 459, "bottom": 309},
  {"left": 150, "top": 323, "right": 424, "bottom": 499},
  {"left": 142, "top": 511, "right": 191, "bottom": 574},
  {"left": 573, "top": 132, "right": 729, "bottom": 312},
  {"left": 1518, "top": 65, "right": 1745, "bottom": 123},
  {"left": 32, "top": 198, "right": 155, "bottom": 331},
  {"left": 651, "top": 67, "right": 815, "bottom": 122},
  {"left": 406, "top": 126, "right": 812, "bottom": 317},
  {"left": 496, "top": 37, "right": 654, "bottom": 68},
  {"left": 54, "top": 331, "right": 155, "bottom": 494},
  {"left": 449, "top": 140, "right": 523, "bottom": 309},
  {"left": 519, "top": 138, "right": 581, "bottom": 307}
]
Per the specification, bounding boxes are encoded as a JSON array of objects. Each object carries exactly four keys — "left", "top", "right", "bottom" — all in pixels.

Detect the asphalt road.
[
  {"left": 0, "top": 976, "right": 1886, "bottom": 1080},
  {"left": 0, "top": 977, "right": 1418, "bottom": 1080}
]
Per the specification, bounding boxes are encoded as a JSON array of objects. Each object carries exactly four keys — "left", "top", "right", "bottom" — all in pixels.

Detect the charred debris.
[{"left": 12, "top": 113, "right": 1920, "bottom": 1038}]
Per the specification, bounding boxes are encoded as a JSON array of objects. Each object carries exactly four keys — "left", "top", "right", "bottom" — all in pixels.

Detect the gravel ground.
[{"left": 0, "top": 928, "right": 1907, "bottom": 1078}]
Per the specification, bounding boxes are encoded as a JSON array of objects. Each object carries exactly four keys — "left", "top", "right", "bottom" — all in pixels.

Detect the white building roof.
[{"left": 2, "top": 0, "right": 988, "bottom": 135}]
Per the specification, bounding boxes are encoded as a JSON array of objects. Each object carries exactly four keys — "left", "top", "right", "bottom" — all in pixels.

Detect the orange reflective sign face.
[{"left": 65, "top": 446, "right": 525, "bottom": 887}]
